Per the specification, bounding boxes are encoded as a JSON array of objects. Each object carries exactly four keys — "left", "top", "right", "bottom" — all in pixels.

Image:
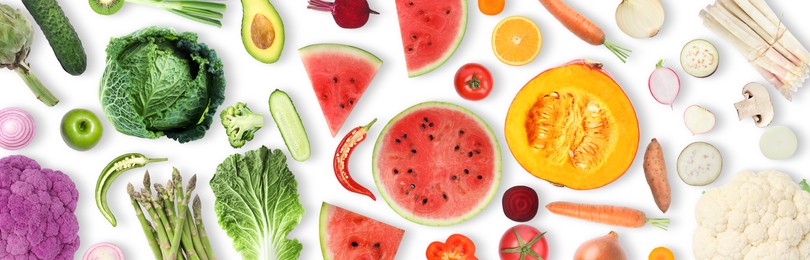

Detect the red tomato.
[
  {"left": 426, "top": 234, "right": 479, "bottom": 260},
  {"left": 499, "top": 225, "right": 549, "bottom": 260},
  {"left": 454, "top": 63, "right": 493, "bottom": 101}
]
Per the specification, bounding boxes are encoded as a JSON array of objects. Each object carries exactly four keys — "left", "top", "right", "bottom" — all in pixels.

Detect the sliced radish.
[
  {"left": 648, "top": 59, "right": 680, "bottom": 106},
  {"left": 83, "top": 242, "right": 124, "bottom": 260},
  {"left": 684, "top": 105, "right": 715, "bottom": 135},
  {"left": 677, "top": 142, "right": 723, "bottom": 186},
  {"left": 680, "top": 39, "right": 719, "bottom": 78},
  {"left": 760, "top": 126, "right": 797, "bottom": 160}
]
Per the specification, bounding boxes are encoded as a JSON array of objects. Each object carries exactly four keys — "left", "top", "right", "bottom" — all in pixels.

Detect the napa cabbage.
[{"left": 99, "top": 26, "right": 225, "bottom": 143}]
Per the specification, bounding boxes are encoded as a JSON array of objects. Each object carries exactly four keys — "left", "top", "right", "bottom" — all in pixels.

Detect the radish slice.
[
  {"left": 83, "top": 242, "right": 124, "bottom": 260},
  {"left": 760, "top": 126, "right": 797, "bottom": 160},
  {"left": 0, "top": 107, "right": 35, "bottom": 150},
  {"left": 684, "top": 105, "right": 715, "bottom": 135},
  {"left": 648, "top": 59, "right": 680, "bottom": 105},
  {"left": 677, "top": 142, "right": 722, "bottom": 186}
]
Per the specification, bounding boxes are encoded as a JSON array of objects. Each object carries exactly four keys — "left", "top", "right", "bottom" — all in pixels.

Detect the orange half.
[{"left": 492, "top": 16, "right": 542, "bottom": 66}]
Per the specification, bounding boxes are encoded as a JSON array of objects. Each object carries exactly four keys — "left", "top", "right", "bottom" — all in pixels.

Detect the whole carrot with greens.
[
  {"left": 538, "top": 0, "right": 631, "bottom": 62},
  {"left": 333, "top": 118, "right": 378, "bottom": 200},
  {"left": 546, "top": 201, "right": 669, "bottom": 230}
]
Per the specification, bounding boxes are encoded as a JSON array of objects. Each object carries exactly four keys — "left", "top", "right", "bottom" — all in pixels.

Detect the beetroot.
[
  {"left": 502, "top": 186, "right": 539, "bottom": 222},
  {"left": 308, "top": 0, "right": 379, "bottom": 29}
]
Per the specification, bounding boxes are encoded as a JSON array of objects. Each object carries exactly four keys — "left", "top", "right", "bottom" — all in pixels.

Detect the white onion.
[
  {"left": 648, "top": 60, "right": 680, "bottom": 105},
  {"left": 760, "top": 126, "right": 797, "bottom": 160},
  {"left": 615, "top": 0, "right": 665, "bottom": 39},
  {"left": 0, "top": 107, "right": 36, "bottom": 150}
]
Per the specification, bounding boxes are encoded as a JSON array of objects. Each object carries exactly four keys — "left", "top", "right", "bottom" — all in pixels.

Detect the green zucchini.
[
  {"left": 269, "top": 89, "right": 311, "bottom": 162},
  {"left": 22, "top": 0, "right": 87, "bottom": 75}
]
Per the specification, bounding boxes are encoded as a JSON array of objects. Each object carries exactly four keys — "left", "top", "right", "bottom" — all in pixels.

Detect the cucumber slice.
[
  {"left": 760, "top": 126, "right": 797, "bottom": 160},
  {"left": 680, "top": 39, "right": 719, "bottom": 78},
  {"left": 677, "top": 142, "right": 722, "bottom": 186},
  {"left": 269, "top": 90, "right": 311, "bottom": 162}
]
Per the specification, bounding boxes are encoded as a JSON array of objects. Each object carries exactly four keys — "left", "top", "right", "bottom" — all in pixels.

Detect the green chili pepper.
[{"left": 95, "top": 153, "right": 167, "bottom": 226}]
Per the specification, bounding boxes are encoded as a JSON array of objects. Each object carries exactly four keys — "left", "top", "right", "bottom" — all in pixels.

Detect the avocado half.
[{"left": 241, "top": 0, "right": 285, "bottom": 63}]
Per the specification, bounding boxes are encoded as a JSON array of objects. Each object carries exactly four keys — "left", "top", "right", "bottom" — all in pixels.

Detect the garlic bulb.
[{"left": 615, "top": 0, "right": 665, "bottom": 39}]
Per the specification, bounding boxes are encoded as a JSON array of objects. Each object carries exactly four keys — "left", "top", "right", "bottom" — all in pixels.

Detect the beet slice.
[{"left": 502, "top": 186, "right": 539, "bottom": 222}]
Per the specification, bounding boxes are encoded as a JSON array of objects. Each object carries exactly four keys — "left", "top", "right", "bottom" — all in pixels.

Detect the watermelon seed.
[
  {"left": 403, "top": 134, "right": 407, "bottom": 139},
  {"left": 405, "top": 190, "right": 410, "bottom": 195},
  {"left": 454, "top": 145, "right": 460, "bottom": 150},
  {"left": 339, "top": 104, "right": 345, "bottom": 109},
  {"left": 474, "top": 150, "right": 481, "bottom": 154},
  {"left": 477, "top": 175, "right": 483, "bottom": 180},
  {"left": 464, "top": 169, "right": 469, "bottom": 174},
  {"left": 423, "top": 117, "right": 428, "bottom": 122},
  {"left": 374, "top": 243, "right": 380, "bottom": 248},
  {"left": 411, "top": 149, "right": 417, "bottom": 154},
  {"left": 429, "top": 122, "right": 434, "bottom": 127},
  {"left": 427, "top": 41, "right": 433, "bottom": 46},
  {"left": 408, "top": 1, "right": 413, "bottom": 5},
  {"left": 332, "top": 76, "right": 338, "bottom": 83},
  {"left": 395, "top": 139, "right": 401, "bottom": 143},
  {"left": 407, "top": 46, "right": 414, "bottom": 52},
  {"left": 451, "top": 175, "right": 457, "bottom": 180},
  {"left": 422, "top": 198, "right": 428, "bottom": 204},
  {"left": 407, "top": 169, "right": 413, "bottom": 173},
  {"left": 410, "top": 183, "right": 416, "bottom": 189},
  {"left": 445, "top": 9, "right": 451, "bottom": 15},
  {"left": 429, "top": 135, "right": 434, "bottom": 140},
  {"left": 468, "top": 151, "right": 473, "bottom": 157},
  {"left": 421, "top": 123, "right": 426, "bottom": 129},
  {"left": 412, "top": 34, "right": 418, "bottom": 40},
  {"left": 443, "top": 193, "right": 448, "bottom": 200},
  {"left": 351, "top": 242, "right": 358, "bottom": 247},
  {"left": 424, "top": 17, "right": 431, "bottom": 23},
  {"left": 348, "top": 99, "right": 354, "bottom": 105},
  {"left": 350, "top": 78, "right": 355, "bottom": 84},
  {"left": 393, "top": 169, "right": 399, "bottom": 174},
  {"left": 459, "top": 130, "right": 465, "bottom": 135}
]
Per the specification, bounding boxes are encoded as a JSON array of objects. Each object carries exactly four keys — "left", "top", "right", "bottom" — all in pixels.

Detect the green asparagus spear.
[
  {"left": 157, "top": 183, "right": 199, "bottom": 260},
  {"left": 193, "top": 195, "right": 215, "bottom": 259},
  {"left": 168, "top": 171, "right": 196, "bottom": 260},
  {"left": 136, "top": 185, "right": 171, "bottom": 259},
  {"left": 128, "top": 184, "right": 162, "bottom": 260}
]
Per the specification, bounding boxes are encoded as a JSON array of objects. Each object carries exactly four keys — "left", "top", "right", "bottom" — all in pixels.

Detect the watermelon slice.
[
  {"left": 299, "top": 44, "right": 382, "bottom": 136},
  {"left": 372, "top": 102, "right": 501, "bottom": 226},
  {"left": 394, "top": 0, "right": 468, "bottom": 77},
  {"left": 320, "top": 202, "right": 405, "bottom": 260}
]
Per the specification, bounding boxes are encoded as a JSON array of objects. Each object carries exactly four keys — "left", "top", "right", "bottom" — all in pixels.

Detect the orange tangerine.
[{"left": 492, "top": 16, "right": 542, "bottom": 66}]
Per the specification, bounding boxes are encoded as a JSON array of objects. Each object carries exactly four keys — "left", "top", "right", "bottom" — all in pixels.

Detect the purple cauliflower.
[{"left": 0, "top": 155, "right": 79, "bottom": 259}]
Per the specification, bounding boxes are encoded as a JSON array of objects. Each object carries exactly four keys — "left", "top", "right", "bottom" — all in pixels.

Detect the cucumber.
[
  {"left": 22, "top": 0, "right": 87, "bottom": 75},
  {"left": 269, "top": 89, "right": 311, "bottom": 162}
]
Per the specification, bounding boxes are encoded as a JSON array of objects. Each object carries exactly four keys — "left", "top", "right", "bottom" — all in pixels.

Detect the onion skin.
[
  {"left": 574, "top": 231, "right": 627, "bottom": 260},
  {"left": 0, "top": 107, "right": 35, "bottom": 150}
]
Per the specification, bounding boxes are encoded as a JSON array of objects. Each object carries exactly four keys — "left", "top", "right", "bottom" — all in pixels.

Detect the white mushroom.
[{"left": 734, "top": 82, "right": 774, "bottom": 128}]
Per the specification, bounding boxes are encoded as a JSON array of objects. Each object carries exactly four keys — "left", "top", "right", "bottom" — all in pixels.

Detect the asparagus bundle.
[
  {"left": 700, "top": 0, "right": 810, "bottom": 100},
  {"left": 127, "top": 169, "right": 216, "bottom": 260}
]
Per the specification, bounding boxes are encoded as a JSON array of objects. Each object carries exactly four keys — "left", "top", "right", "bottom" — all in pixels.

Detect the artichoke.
[{"left": 1, "top": 4, "right": 58, "bottom": 106}]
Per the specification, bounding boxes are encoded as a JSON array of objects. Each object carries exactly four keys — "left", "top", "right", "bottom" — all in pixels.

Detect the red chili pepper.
[{"left": 333, "top": 118, "right": 377, "bottom": 200}]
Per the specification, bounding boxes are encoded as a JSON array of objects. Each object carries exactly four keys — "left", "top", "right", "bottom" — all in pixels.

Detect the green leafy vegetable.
[
  {"left": 801, "top": 179, "right": 810, "bottom": 193},
  {"left": 211, "top": 146, "right": 304, "bottom": 260},
  {"left": 99, "top": 26, "right": 226, "bottom": 143}
]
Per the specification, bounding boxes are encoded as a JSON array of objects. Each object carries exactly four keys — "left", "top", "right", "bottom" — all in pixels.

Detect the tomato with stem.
[
  {"left": 499, "top": 225, "right": 548, "bottom": 260},
  {"left": 427, "top": 234, "right": 478, "bottom": 260},
  {"left": 454, "top": 63, "right": 493, "bottom": 101}
]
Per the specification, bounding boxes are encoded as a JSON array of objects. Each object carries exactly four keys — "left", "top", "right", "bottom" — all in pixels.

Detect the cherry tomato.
[
  {"left": 426, "top": 234, "right": 478, "bottom": 260},
  {"left": 499, "top": 225, "right": 548, "bottom": 260},
  {"left": 478, "top": 0, "right": 505, "bottom": 16},
  {"left": 454, "top": 63, "right": 493, "bottom": 101}
]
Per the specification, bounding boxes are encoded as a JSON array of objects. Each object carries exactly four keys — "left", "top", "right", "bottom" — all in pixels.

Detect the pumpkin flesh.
[{"left": 505, "top": 60, "right": 639, "bottom": 190}]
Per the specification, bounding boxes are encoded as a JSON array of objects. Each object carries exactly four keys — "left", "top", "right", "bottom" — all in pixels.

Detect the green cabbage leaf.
[
  {"left": 99, "top": 26, "right": 225, "bottom": 143},
  {"left": 211, "top": 146, "right": 304, "bottom": 260}
]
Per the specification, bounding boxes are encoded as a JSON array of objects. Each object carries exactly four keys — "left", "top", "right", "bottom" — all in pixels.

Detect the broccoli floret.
[{"left": 220, "top": 102, "right": 265, "bottom": 148}]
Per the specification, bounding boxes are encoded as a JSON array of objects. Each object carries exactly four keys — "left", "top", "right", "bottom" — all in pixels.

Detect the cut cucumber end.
[{"left": 269, "top": 90, "right": 311, "bottom": 162}]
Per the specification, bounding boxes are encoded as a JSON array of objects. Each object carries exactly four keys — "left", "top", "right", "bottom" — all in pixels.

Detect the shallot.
[
  {"left": 0, "top": 107, "right": 35, "bottom": 150},
  {"left": 648, "top": 59, "right": 680, "bottom": 106}
]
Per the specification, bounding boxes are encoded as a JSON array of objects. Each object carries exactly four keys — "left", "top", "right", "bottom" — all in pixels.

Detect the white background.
[{"left": 2, "top": 0, "right": 809, "bottom": 259}]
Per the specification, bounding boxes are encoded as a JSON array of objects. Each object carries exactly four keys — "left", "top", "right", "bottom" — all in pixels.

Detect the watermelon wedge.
[
  {"left": 372, "top": 102, "right": 501, "bottom": 226},
  {"left": 394, "top": 0, "right": 468, "bottom": 77},
  {"left": 299, "top": 44, "right": 382, "bottom": 136},
  {"left": 320, "top": 202, "right": 405, "bottom": 260}
]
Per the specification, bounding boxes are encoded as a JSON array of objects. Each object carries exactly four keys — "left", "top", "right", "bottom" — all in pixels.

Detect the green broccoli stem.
[
  {"left": 136, "top": 186, "right": 171, "bottom": 259},
  {"left": 169, "top": 171, "right": 196, "bottom": 260},
  {"left": 13, "top": 62, "right": 58, "bottom": 106},
  {"left": 157, "top": 184, "right": 198, "bottom": 260},
  {"left": 185, "top": 209, "right": 208, "bottom": 260},
  {"left": 128, "top": 184, "right": 163, "bottom": 260},
  {"left": 193, "top": 196, "right": 215, "bottom": 259}
]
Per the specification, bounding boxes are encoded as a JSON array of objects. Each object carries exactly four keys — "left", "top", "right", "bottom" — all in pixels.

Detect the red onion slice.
[{"left": 0, "top": 107, "right": 36, "bottom": 150}]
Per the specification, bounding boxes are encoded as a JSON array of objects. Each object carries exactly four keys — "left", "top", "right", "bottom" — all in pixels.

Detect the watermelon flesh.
[
  {"left": 320, "top": 202, "right": 405, "bottom": 260},
  {"left": 372, "top": 102, "right": 501, "bottom": 226},
  {"left": 299, "top": 44, "right": 382, "bottom": 136},
  {"left": 395, "top": 0, "right": 467, "bottom": 77}
]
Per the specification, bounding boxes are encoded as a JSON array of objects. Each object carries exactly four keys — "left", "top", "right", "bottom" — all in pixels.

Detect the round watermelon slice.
[
  {"left": 394, "top": 0, "right": 467, "bottom": 77},
  {"left": 320, "top": 202, "right": 405, "bottom": 260},
  {"left": 372, "top": 102, "right": 501, "bottom": 226}
]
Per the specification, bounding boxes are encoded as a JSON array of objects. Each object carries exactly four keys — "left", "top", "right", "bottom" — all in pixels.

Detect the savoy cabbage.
[{"left": 99, "top": 26, "right": 225, "bottom": 143}]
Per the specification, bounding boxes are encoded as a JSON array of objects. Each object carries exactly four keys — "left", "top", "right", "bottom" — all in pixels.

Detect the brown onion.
[{"left": 574, "top": 231, "right": 627, "bottom": 260}]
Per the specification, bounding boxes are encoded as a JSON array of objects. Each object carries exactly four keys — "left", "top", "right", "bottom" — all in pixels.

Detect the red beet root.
[
  {"left": 308, "top": 0, "right": 379, "bottom": 29},
  {"left": 502, "top": 185, "right": 539, "bottom": 222}
]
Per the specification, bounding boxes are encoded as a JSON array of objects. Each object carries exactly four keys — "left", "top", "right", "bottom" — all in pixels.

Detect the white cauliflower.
[{"left": 694, "top": 170, "right": 810, "bottom": 260}]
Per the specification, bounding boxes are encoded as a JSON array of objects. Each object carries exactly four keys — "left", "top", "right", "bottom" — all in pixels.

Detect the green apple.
[{"left": 61, "top": 109, "right": 103, "bottom": 151}]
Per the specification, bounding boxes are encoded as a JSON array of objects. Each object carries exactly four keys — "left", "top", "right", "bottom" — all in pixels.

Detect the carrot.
[
  {"left": 546, "top": 201, "right": 669, "bottom": 230},
  {"left": 644, "top": 138, "right": 671, "bottom": 213},
  {"left": 538, "top": 0, "right": 631, "bottom": 62}
]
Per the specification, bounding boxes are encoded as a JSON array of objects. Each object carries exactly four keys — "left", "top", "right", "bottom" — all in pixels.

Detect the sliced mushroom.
[{"left": 734, "top": 82, "right": 774, "bottom": 128}]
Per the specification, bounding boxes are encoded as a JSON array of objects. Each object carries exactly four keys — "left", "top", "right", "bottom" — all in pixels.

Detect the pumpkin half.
[{"left": 505, "top": 60, "right": 639, "bottom": 190}]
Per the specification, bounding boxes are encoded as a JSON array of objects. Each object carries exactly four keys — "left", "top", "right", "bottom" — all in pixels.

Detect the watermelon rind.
[
  {"left": 319, "top": 202, "right": 333, "bottom": 259},
  {"left": 298, "top": 43, "right": 383, "bottom": 67},
  {"left": 371, "top": 101, "right": 501, "bottom": 226},
  {"left": 397, "top": 0, "right": 468, "bottom": 78}
]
